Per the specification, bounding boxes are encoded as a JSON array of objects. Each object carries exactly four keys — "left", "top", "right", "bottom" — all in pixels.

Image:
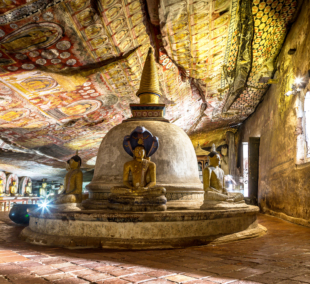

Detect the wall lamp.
[{"left": 285, "top": 72, "right": 310, "bottom": 96}]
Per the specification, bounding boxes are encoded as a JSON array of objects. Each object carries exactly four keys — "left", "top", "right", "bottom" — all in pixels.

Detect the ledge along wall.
[{"left": 237, "top": 0, "right": 310, "bottom": 227}]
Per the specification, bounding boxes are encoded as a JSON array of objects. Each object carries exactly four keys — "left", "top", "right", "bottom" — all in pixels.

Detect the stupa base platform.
[
  {"left": 82, "top": 196, "right": 204, "bottom": 210},
  {"left": 82, "top": 187, "right": 204, "bottom": 210},
  {"left": 108, "top": 203, "right": 167, "bottom": 212},
  {"left": 51, "top": 203, "right": 83, "bottom": 212},
  {"left": 200, "top": 200, "right": 248, "bottom": 210},
  {"left": 19, "top": 206, "right": 266, "bottom": 250}
]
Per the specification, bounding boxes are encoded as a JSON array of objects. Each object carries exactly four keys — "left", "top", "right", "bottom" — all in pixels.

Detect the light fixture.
[
  {"left": 285, "top": 83, "right": 299, "bottom": 96},
  {"left": 285, "top": 73, "right": 309, "bottom": 96},
  {"left": 295, "top": 77, "right": 303, "bottom": 85}
]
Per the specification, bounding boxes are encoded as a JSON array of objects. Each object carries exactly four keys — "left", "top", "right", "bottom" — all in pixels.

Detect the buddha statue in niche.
[
  {"left": 109, "top": 126, "right": 166, "bottom": 211},
  {"left": 201, "top": 144, "right": 246, "bottom": 209},
  {"left": 25, "top": 181, "right": 33, "bottom": 196},
  {"left": 52, "top": 152, "right": 83, "bottom": 205},
  {"left": 39, "top": 181, "right": 47, "bottom": 198},
  {"left": 114, "top": 146, "right": 163, "bottom": 194},
  {"left": 10, "top": 181, "right": 17, "bottom": 196},
  {"left": 0, "top": 180, "right": 4, "bottom": 196}
]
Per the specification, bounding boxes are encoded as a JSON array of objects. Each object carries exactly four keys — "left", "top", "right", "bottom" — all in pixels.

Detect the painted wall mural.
[
  {"left": 0, "top": 23, "right": 63, "bottom": 53},
  {"left": 0, "top": 0, "right": 299, "bottom": 174}
]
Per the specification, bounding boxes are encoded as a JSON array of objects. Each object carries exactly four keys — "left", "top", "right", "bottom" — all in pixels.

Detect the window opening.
[
  {"left": 305, "top": 92, "right": 310, "bottom": 157},
  {"left": 242, "top": 142, "right": 249, "bottom": 198},
  {"left": 198, "top": 162, "right": 203, "bottom": 182}
]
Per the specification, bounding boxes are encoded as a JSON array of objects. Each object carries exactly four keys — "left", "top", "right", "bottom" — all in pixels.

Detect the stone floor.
[{"left": 0, "top": 213, "right": 310, "bottom": 284}]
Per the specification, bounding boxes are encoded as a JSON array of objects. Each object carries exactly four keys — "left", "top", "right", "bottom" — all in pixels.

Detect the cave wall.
[{"left": 238, "top": 0, "right": 310, "bottom": 225}]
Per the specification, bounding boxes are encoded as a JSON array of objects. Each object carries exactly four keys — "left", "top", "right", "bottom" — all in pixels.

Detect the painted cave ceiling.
[{"left": 0, "top": 0, "right": 298, "bottom": 179}]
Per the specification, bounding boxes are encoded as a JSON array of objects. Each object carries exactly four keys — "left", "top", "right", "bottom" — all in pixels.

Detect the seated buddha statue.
[
  {"left": 0, "top": 179, "right": 4, "bottom": 196},
  {"left": 200, "top": 144, "right": 247, "bottom": 210},
  {"left": 10, "top": 181, "right": 17, "bottom": 196},
  {"left": 109, "top": 126, "right": 166, "bottom": 211},
  {"left": 52, "top": 152, "right": 83, "bottom": 205},
  {"left": 39, "top": 181, "right": 47, "bottom": 198},
  {"left": 24, "top": 181, "right": 33, "bottom": 196}
]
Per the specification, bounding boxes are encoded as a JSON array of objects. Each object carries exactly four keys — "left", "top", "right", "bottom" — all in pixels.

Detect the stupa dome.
[{"left": 85, "top": 120, "right": 203, "bottom": 209}]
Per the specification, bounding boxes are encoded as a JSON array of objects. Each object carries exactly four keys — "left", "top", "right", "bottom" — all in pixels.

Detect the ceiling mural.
[{"left": 0, "top": 0, "right": 298, "bottom": 178}]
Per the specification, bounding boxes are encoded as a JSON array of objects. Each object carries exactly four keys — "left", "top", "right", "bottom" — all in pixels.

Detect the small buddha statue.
[
  {"left": 24, "top": 181, "right": 33, "bottom": 196},
  {"left": 52, "top": 152, "right": 83, "bottom": 205},
  {"left": 200, "top": 144, "right": 247, "bottom": 209},
  {"left": 109, "top": 126, "right": 166, "bottom": 211},
  {"left": 10, "top": 181, "right": 17, "bottom": 196},
  {"left": 0, "top": 179, "right": 4, "bottom": 196},
  {"left": 39, "top": 181, "right": 47, "bottom": 198}
]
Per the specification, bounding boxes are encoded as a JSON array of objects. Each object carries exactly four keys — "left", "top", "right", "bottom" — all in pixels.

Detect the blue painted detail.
[{"left": 123, "top": 126, "right": 159, "bottom": 158}]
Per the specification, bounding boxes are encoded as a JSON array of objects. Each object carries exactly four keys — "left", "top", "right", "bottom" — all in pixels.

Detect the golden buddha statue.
[
  {"left": 52, "top": 152, "right": 83, "bottom": 205},
  {"left": 10, "top": 181, "right": 17, "bottom": 196},
  {"left": 115, "top": 146, "right": 159, "bottom": 192},
  {"left": 25, "top": 181, "right": 33, "bottom": 196},
  {"left": 39, "top": 180, "right": 47, "bottom": 198},
  {"left": 201, "top": 144, "right": 246, "bottom": 209},
  {"left": 109, "top": 126, "right": 167, "bottom": 211},
  {"left": 0, "top": 179, "right": 4, "bottom": 196}
]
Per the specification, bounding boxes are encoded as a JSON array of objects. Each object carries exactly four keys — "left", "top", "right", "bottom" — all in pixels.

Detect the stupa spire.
[
  {"left": 136, "top": 47, "right": 162, "bottom": 104},
  {"left": 129, "top": 47, "right": 167, "bottom": 121}
]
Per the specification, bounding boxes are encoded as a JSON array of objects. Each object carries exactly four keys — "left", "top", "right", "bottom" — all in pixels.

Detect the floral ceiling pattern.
[{"left": 0, "top": 0, "right": 298, "bottom": 174}]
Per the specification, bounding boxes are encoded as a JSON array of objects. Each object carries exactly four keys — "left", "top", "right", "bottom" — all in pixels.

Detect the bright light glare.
[
  {"left": 38, "top": 199, "right": 53, "bottom": 214},
  {"left": 39, "top": 200, "right": 49, "bottom": 208},
  {"left": 295, "top": 77, "right": 303, "bottom": 85}
]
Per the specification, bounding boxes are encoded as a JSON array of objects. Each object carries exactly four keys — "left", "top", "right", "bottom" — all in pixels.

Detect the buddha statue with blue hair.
[{"left": 108, "top": 126, "right": 167, "bottom": 211}]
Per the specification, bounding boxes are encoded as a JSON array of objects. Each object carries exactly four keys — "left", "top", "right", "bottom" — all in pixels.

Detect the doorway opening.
[
  {"left": 242, "top": 142, "right": 249, "bottom": 198},
  {"left": 248, "top": 137, "right": 260, "bottom": 205}
]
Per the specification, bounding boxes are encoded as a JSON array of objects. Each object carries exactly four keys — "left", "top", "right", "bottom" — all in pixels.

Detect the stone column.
[{"left": 226, "top": 131, "right": 236, "bottom": 177}]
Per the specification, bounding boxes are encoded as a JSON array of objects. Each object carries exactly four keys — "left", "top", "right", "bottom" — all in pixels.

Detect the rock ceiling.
[{"left": 0, "top": 0, "right": 298, "bottom": 179}]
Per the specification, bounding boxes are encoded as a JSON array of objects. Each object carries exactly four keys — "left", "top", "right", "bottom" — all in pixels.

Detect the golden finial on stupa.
[{"left": 136, "top": 47, "right": 162, "bottom": 104}]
